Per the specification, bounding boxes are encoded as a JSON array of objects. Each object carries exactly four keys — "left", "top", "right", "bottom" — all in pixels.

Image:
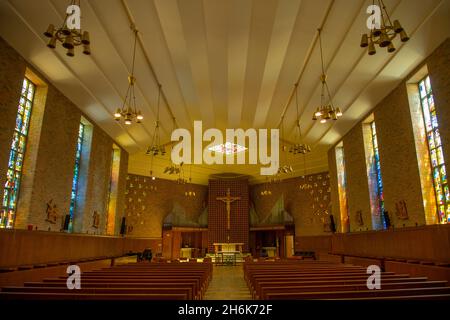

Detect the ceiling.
[{"left": 0, "top": 0, "right": 449, "bottom": 185}]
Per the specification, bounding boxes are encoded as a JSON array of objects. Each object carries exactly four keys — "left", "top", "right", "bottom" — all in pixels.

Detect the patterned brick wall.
[
  {"left": 208, "top": 179, "right": 249, "bottom": 252},
  {"left": 250, "top": 172, "right": 332, "bottom": 236},
  {"left": 328, "top": 38, "right": 450, "bottom": 230},
  {"left": 124, "top": 174, "right": 208, "bottom": 238},
  {"left": 0, "top": 36, "right": 128, "bottom": 235}
]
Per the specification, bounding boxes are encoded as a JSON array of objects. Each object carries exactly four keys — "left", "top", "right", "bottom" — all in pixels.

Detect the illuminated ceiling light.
[
  {"left": 146, "top": 84, "right": 166, "bottom": 157},
  {"left": 208, "top": 142, "right": 247, "bottom": 155},
  {"left": 312, "top": 29, "right": 342, "bottom": 123},
  {"left": 43, "top": 0, "right": 91, "bottom": 57},
  {"left": 360, "top": 0, "right": 409, "bottom": 56},
  {"left": 289, "top": 83, "right": 312, "bottom": 155},
  {"left": 113, "top": 25, "right": 143, "bottom": 125}
]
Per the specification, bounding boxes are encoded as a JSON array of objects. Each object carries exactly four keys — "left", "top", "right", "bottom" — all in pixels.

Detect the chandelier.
[
  {"left": 260, "top": 178, "right": 272, "bottom": 196},
  {"left": 175, "top": 163, "right": 187, "bottom": 185},
  {"left": 146, "top": 84, "right": 166, "bottom": 156},
  {"left": 44, "top": 0, "right": 91, "bottom": 57},
  {"left": 277, "top": 117, "right": 294, "bottom": 177},
  {"left": 290, "top": 83, "right": 311, "bottom": 155},
  {"left": 185, "top": 165, "right": 196, "bottom": 197},
  {"left": 113, "top": 26, "right": 143, "bottom": 125},
  {"left": 312, "top": 29, "right": 342, "bottom": 124},
  {"left": 360, "top": 0, "right": 410, "bottom": 55}
]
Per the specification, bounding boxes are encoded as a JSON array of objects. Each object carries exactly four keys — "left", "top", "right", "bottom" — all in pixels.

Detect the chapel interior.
[{"left": 0, "top": 0, "right": 449, "bottom": 301}]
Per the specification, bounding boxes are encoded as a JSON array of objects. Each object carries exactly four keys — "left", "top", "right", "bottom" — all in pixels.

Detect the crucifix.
[{"left": 216, "top": 188, "right": 241, "bottom": 230}]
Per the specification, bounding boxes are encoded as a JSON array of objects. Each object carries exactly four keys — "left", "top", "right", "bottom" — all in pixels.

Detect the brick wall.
[
  {"left": 124, "top": 174, "right": 208, "bottom": 238},
  {"left": 208, "top": 179, "right": 249, "bottom": 252},
  {"left": 0, "top": 36, "right": 128, "bottom": 235},
  {"left": 328, "top": 38, "right": 450, "bottom": 231},
  {"left": 250, "top": 172, "right": 332, "bottom": 236}
]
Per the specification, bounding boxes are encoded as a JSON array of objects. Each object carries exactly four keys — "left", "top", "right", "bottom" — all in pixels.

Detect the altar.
[
  {"left": 212, "top": 243, "right": 243, "bottom": 265},
  {"left": 212, "top": 243, "right": 244, "bottom": 254}
]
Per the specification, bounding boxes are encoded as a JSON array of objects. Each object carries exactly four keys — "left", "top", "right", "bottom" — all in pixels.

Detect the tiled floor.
[{"left": 204, "top": 264, "right": 252, "bottom": 300}]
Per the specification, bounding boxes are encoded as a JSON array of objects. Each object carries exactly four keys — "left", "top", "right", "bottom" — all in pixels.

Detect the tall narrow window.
[
  {"left": 106, "top": 146, "right": 121, "bottom": 235},
  {"left": 369, "top": 122, "right": 386, "bottom": 229},
  {"left": 1, "top": 78, "right": 35, "bottom": 229},
  {"left": 335, "top": 144, "right": 349, "bottom": 232},
  {"left": 419, "top": 76, "right": 449, "bottom": 224},
  {"left": 68, "top": 123, "right": 85, "bottom": 232}
]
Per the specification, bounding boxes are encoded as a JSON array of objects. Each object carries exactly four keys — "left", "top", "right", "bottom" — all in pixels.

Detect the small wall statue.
[
  {"left": 45, "top": 199, "right": 59, "bottom": 224},
  {"left": 356, "top": 210, "right": 364, "bottom": 226},
  {"left": 395, "top": 200, "right": 409, "bottom": 220},
  {"left": 92, "top": 211, "right": 100, "bottom": 228}
]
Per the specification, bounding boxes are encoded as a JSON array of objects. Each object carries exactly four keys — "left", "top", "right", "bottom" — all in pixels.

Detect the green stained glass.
[
  {"left": 419, "top": 75, "right": 449, "bottom": 224},
  {"left": 425, "top": 77, "right": 432, "bottom": 93},
  {"left": 441, "top": 166, "right": 447, "bottom": 184},
  {"left": 437, "top": 147, "right": 444, "bottom": 165},
  {"left": 1, "top": 78, "right": 35, "bottom": 228}
]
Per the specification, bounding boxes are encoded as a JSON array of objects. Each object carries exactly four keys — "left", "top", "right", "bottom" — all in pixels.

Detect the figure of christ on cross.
[{"left": 216, "top": 188, "right": 241, "bottom": 230}]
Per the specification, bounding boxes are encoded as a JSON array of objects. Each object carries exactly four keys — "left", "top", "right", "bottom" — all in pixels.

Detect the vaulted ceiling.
[{"left": 0, "top": 0, "right": 449, "bottom": 185}]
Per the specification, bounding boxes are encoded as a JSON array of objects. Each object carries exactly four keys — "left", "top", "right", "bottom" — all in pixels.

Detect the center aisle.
[{"left": 204, "top": 265, "right": 252, "bottom": 300}]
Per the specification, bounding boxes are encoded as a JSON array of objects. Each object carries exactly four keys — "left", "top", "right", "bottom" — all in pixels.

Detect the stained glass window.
[
  {"left": 68, "top": 123, "right": 85, "bottom": 232},
  {"left": 419, "top": 76, "right": 449, "bottom": 224},
  {"left": 1, "top": 78, "right": 35, "bottom": 228},
  {"left": 335, "top": 146, "right": 350, "bottom": 232},
  {"left": 370, "top": 122, "right": 387, "bottom": 229}
]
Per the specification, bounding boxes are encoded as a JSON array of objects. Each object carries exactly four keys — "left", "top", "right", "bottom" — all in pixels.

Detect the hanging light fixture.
[
  {"left": 185, "top": 165, "right": 196, "bottom": 197},
  {"left": 44, "top": 0, "right": 91, "bottom": 57},
  {"left": 290, "top": 83, "right": 312, "bottom": 155},
  {"left": 146, "top": 84, "right": 166, "bottom": 156},
  {"left": 113, "top": 25, "right": 143, "bottom": 125},
  {"left": 312, "top": 29, "right": 342, "bottom": 124},
  {"left": 277, "top": 116, "right": 294, "bottom": 176},
  {"left": 260, "top": 178, "right": 272, "bottom": 196},
  {"left": 360, "top": 0, "right": 409, "bottom": 56}
]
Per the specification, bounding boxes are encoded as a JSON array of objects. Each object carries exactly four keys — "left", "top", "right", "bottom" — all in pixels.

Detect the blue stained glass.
[
  {"left": 15, "top": 115, "right": 23, "bottom": 132},
  {"left": 431, "top": 112, "right": 439, "bottom": 129},
  {"left": 419, "top": 82, "right": 427, "bottom": 98},
  {"left": 1, "top": 78, "right": 35, "bottom": 228},
  {"left": 427, "top": 131, "right": 435, "bottom": 149},
  {"left": 431, "top": 149, "right": 438, "bottom": 167},
  {"left": 433, "top": 167, "right": 441, "bottom": 184},
  {"left": 68, "top": 123, "right": 85, "bottom": 232},
  {"left": 15, "top": 153, "right": 23, "bottom": 171}
]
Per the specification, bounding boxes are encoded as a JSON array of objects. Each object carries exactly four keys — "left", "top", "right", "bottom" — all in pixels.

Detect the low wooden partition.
[
  {"left": 331, "top": 224, "right": 450, "bottom": 263},
  {"left": 0, "top": 229, "right": 161, "bottom": 268},
  {"left": 296, "top": 224, "right": 450, "bottom": 264}
]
